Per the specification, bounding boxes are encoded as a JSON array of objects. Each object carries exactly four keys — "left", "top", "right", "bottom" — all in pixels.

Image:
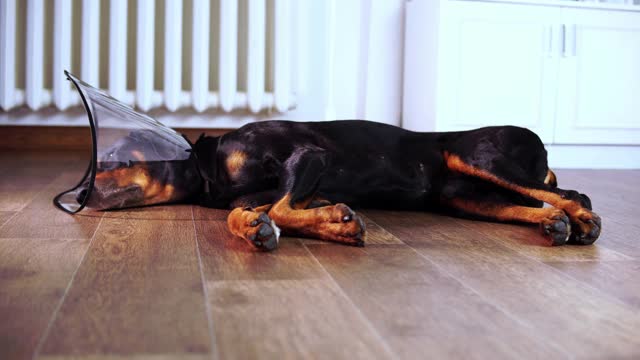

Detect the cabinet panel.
[
  {"left": 437, "top": 2, "right": 559, "bottom": 142},
  {"left": 555, "top": 9, "right": 640, "bottom": 144}
]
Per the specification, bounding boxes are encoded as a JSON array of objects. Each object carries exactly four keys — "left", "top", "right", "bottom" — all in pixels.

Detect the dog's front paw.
[
  {"left": 228, "top": 208, "right": 280, "bottom": 251},
  {"left": 246, "top": 212, "right": 280, "bottom": 251},
  {"left": 539, "top": 210, "right": 570, "bottom": 246},
  {"left": 317, "top": 206, "right": 366, "bottom": 247}
]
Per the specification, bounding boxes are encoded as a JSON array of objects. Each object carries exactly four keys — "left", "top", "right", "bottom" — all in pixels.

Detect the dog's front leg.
[
  {"left": 226, "top": 148, "right": 365, "bottom": 250},
  {"left": 267, "top": 194, "right": 365, "bottom": 247},
  {"left": 266, "top": 148, "right": 365, "bottom": 246}
]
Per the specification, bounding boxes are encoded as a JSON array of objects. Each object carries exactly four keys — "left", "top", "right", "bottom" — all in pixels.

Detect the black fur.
[{"left": 192, "top": 120, "right": 556, "bottom": 215}]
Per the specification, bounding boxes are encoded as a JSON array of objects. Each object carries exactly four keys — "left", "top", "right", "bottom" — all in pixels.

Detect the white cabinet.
[
  {"left": 437, "top": 2, "right": 559, "bottom": 142},
  {"left": 555, "top": 8, "right": 640, "bottom": 144},
  {"left": 404, "top": 0, "right": 640, "bottom": 145}
]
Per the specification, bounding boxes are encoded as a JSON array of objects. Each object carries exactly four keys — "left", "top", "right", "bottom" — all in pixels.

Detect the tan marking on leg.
[
  {"left": 445, "top": 198, "right": 571, "bottom": 245},
  {"left": 446, "top": 198, "right": 564, "bottom": 223},
  {"left": 445, "top": 154, "right": 597, "bottom": 235},
  {"left": 225, "top": 150, "right": 248, "bottom": 179},
  {"left": 268, "top": 194, "right": 365, "bottom": 245}
]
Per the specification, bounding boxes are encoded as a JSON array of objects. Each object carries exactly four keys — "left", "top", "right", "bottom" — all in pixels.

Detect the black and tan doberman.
[{"left": 81, "top": 120, "right": 601, "bottom": 251}]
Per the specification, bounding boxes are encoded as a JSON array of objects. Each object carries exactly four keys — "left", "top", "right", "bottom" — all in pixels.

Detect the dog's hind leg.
[
  {"left": 266, "top": 148, "right": 366, "bottom": 246},
  {"left": 445, "top": 153, "right": 601, "bottom": 245},
  {"left": 441, "top": 176, "right": 571, "bottom": 245}
]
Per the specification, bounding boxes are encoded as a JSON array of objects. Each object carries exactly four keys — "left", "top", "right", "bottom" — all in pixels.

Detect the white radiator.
[{"left": 0, "top": 0, "right": 297, "bottom": 113}]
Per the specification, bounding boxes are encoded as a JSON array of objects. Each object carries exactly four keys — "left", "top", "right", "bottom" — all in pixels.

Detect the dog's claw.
[{"left": 258, "top": 213, "right": 270, "bottom": 224}]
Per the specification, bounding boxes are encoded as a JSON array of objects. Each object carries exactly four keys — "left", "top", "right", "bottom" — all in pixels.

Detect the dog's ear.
[{"left": 192, "top": 136, "right": 219, "bottom": 183}]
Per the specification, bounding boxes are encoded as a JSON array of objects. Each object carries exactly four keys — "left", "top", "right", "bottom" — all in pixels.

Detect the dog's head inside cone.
[{"left": 54, "top": 71, "right": 201, "bottom": 213}]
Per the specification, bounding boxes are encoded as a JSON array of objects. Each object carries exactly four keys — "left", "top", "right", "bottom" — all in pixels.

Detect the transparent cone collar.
[{"left": 54, "top": 71, "right": 201, "bottom": 213}]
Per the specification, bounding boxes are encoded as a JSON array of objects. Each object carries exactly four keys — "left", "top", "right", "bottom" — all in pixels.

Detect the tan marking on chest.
[{"left": 226, "top": 150, "right": 248, "bottom": 179}]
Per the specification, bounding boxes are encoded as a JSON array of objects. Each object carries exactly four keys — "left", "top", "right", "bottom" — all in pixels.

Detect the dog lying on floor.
[{"left": 81, "top": 120, "right": 601, "bottom": 251}]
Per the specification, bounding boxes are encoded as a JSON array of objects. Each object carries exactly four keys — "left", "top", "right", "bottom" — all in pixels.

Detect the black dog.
[
  {"left": 190, "top": 120, "right": 601, "bottom": 251},
  {"left": 89, "top": 120, "right": 601, "bottom": 251}
]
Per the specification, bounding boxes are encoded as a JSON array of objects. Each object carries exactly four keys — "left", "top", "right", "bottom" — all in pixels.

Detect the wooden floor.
[{"left": 1, "top": 151, "right": 640, "bottom": 360}]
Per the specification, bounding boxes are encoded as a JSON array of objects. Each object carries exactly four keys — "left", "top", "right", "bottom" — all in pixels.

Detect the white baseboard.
[{"left": 546, "top": 144, "right": 640, "bottom": 169}]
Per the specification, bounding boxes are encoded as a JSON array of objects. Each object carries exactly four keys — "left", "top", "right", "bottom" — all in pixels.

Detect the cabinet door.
[
  {"left": 437, "top": 2, "right": 559, "bottom": 143},
  {"left": 555, "top": 9, "right": 640, "bottom": 144}
]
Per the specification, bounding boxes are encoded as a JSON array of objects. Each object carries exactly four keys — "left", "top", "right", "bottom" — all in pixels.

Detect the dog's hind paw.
[
  {"left": 539, "top": 210, "right": 571, "bottom": 246},
  {"left": 568, "top": 212, "right": 601, "bottom": 245}
]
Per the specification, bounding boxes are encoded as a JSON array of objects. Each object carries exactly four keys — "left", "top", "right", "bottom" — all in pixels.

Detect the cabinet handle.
[
  {"left": 561, "top": 24, "right": 567, "bottom": 57},
  {"left": 570, "top": 24, "right": 577, "bottom": 57},
  {"left": 546, "top": 25, "right": 553, "bottom": 58}
]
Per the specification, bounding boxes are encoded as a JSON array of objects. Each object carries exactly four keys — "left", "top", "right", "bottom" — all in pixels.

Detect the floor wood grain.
[
  {"left": 0, "top": 173, "right": 103, "bottom": 240},
  {"left": 0, "top": 211, "right": 15, "bottom": 227},
  {"left": 0, "top": 237, "right": 91, "bottom": 360},
  {"left": 365, "top": 210, "right": 640, "bottom": 358},
  {"left": 306, "top": 239, "right": 565, "bottom": 358},
  {"left": 0, "top": 151, "right": 639, "bottom": 359},
  {"left": 193, "top": 207, "right": 393, "bottom": 360},
  {"left": 38, "top": 210, "right": 211, "bottom": 359}
]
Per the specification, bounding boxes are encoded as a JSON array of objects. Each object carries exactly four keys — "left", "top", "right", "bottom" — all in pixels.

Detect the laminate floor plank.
[
  {"left": 306, "top": 216, "right": 565, "bottom": 359},
  {"left": 0, "top": 151, "right": 85, "bottom": 212},
  {"left": 366, "top": 210, "right": 640, "bottom": 358},
  {"left": 37, "top": 209, "right": 212, "bottom": 359},
  {"left": 0, "top": 237, "right": 92, "bottom": 360},
  {"left": 101, "top": 205, "right": 195, "bottom": 221},
  {"left": 0, "top": 173, "right": 102, "bottom": 240},
  {"left": 546, "top": 260, "right": 640, "bottom": 310},
  {"left": 556, "top": 170, "right": 640, "bottom": 258},
  {"left": 193, "top": 207, "right": 394, "bottom": 360},
  {"left": 456, "top": 218, "right": 631, "bottom": 262},
  {"left": 0, "top": 211, "right": 15, "bottom": 228},
  {"left": 2, "top": 151, "right": 639, "bottom": 360},
  {"left": 0, "top": 159, "right": 101, "bottom": 360}
]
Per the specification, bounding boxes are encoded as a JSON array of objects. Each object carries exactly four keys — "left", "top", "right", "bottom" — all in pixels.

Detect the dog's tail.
[{"left": 544, "top": 169, "right": 558, "bottom": 188}]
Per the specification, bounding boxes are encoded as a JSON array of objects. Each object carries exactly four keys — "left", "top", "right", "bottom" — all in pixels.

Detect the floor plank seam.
[
  {"left": 0, "top": 211, "right": 19, "bottom": 231},
  {"left": 363, "top": 215, "right": 573, "bottom": 358},
  {"left": 191, "top": 206, "right": 220, "bottom": 360},
  {"left": 31, "top": 213, "right": 105, "bottom": 360},
  {"left": 1, "top": 172, "right": 83, "bottom": 232},
  {"left": 300, "top": 239, "right": 400, "bottom": 360},
  {"left": 455, "top": 220, "right": 640, "bottom": 311}
]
